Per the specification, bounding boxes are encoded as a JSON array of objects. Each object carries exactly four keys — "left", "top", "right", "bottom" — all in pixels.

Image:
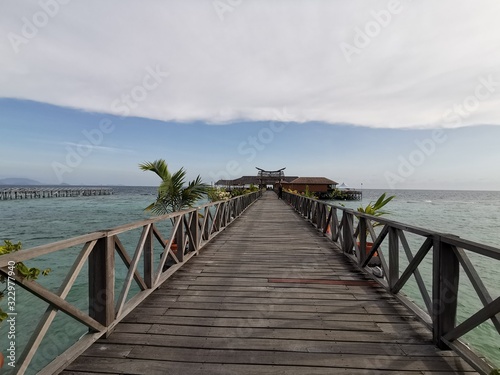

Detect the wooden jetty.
[
  {"left": 0, "top": 187, "right": 113, "bottom": 200},
  {"left": 329, "top": 189, "right": 363, "bottom": 200},
  {"left": 0, "top": 191, "right": 498, "bottom": 374}
]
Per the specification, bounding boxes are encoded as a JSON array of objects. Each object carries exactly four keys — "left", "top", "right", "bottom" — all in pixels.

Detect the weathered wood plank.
[
  {"left": 95, "top": 332, "right": 465, "bottom": 357},
  {"left": 128, "top": 307, "right": 413, "bottom": 323},
  {"left": 64, "top": 357, "right": 433, "bottom": 375},
  {"left": 122, "top": 346, "right": 475, "bottom": 372},
  {"left": 135, "top": 300, "right": 411, "bottom": 315}
]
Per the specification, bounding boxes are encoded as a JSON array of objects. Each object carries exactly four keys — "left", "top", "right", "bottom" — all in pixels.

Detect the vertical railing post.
[
  {"left": 317, "top": 204, "right": 323, "bottom": 231},
  {"left": 432, "top": 236, "right": 459, "bottom": 349},
  {"left": 215, "top": 203, "right": 222, "bottom": 231},
  {"left": 89, "top": 235, "right": 115, "bottom": 332},
  {"left": 342, "top": 212, "right": 354, "bottom": 254},
  {"left": 203, "top": 207, "right": 211, "bottom": 240},
  {"left": 358, "top": 217, "right": 367, "bottom": 265},
  {"left": 312, "top": 202, "right": 317, "bottom": 225},
  {"left": 388, "top": 227, "right": 399, "bottom": 291},
  {"left": 189, "top": 209, "right": 199, "bottom": 253},
  {"left": 144, "top": 225, "right": 154, "bottom": 288},
  {"left": 176, "top": 215, "right": 185, "bottom": 263}
]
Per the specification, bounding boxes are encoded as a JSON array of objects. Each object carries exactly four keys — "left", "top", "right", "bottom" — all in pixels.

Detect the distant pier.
[
  {"left": 0, "top": 187, "right": 113, "bottom": 200},
  {"left": 329, "top": 189, "right": 362, "bottom": 200},
  {"left": 340, "top": 189, "right": 362, "bottom": 200}
]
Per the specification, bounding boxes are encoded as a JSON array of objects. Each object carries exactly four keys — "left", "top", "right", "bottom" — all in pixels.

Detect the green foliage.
[
  {"left": 230, "top": 189, "right": 246, "bottom": 197},
  {"left": 207, "top": 187, "right": 231, "bottom": 202},
  {"left": 0, "top": 240, "right": 21, "bottom": 256},
  {"left": 227, "top": 186, "right": 260, "bottom": 198},
  {"left": 490, "top": 370, "right": 500, "bottom": 375},
  {"left": 329, "top": 189, "right": 350, "bottom": 200},
  {"left": 139, "top": 159, "right": 209, "bottom": 215},
  {"left": 284, "top": 187, "right": 316, "bottom": 198},
  {"left": 0, "top": 240, "right": 51, "bottom": 323},
  {"left": 357, "top": 193, "right": 395, "bottom": 217},
  {"left": 303, "top": 185, "right": 316, "bottom": 199},
  {"left": 248, "top": 184, "right": 259, "bottom": 192},
  {"left": 356, "top": 193, "right": 395, "bottom": 238}
]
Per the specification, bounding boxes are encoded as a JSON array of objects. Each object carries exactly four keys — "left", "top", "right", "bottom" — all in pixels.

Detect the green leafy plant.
[
  {"left": 356, "top": 192, "right": 395, "bottom": 239},
  {"left": 330, "top": 189, "right": 349, "bottom": 200},
  {"left": 357, "top": 192, "right": 395, "bottom": 219},
  {"left": 303, "top": 185, "right": 316, "bottom": 199},
  {"left": 207, "top": 187, "right": 231, "bottom": 202},
  {"left": 0, "top": 240, "right": 51, "bottom": 322},
  {"left": 139, "top": 159, "right": 209, "bottom": 215},
  {"left": 248, "top": 184, "right": 259, "bottom": 192}
]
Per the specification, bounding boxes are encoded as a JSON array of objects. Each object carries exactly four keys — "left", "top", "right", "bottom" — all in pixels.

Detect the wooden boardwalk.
[{"left": 62, "top": 192, "right": 477, "bottom": 375}]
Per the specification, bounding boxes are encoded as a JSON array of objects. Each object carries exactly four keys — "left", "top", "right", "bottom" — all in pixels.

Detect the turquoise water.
[{"left": 0, "top": 187, "right": 499, "bottom": 372}]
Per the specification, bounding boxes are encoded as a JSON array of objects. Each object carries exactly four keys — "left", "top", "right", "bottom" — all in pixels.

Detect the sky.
[{"left": 1, "top": 0, "right": 500, "bottom": 190}]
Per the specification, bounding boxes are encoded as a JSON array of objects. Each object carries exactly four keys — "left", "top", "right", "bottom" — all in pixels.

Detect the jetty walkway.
[
  {"left": 0, "top": 187, "right": 112, "bottom": 200},
  {"left": 62, "top": 192, "right": 476, "bottom": 374}
]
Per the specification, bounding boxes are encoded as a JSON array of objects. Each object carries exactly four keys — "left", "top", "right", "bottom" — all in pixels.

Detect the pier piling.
[{"left": 0, "top": 187, "right": 113, "bottom": 200}]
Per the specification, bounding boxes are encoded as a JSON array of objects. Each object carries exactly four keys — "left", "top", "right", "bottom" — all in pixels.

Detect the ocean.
[{"left": 0, "top": 187, "right": 499, "bottom": 373}]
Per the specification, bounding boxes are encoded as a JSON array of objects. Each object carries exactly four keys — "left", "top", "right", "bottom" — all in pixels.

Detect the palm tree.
[{"left": 139, "top": 159, "right": 208, "bottom": 215}]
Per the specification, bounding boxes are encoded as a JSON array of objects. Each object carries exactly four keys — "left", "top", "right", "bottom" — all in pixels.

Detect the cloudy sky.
[{"left": 1, "top": 0, "right": 500, "bottom": 189}]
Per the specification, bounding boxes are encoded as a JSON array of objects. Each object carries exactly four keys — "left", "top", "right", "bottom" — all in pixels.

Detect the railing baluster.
[
  {"left": 189, "top": 210, "right": 200, "bottom": 254},
  {"left": 144, "top": 225, "right": 154, "bottom": 289},
  {"left": 176, "top": 215, "right": 186, "bottom": 263},
  {"left": 388, "top": 227, "right": 399, "bottom": 290},
  {"left": 89, "top": 235, "right": 115, "bottom": 333},
  {"left": 358, "top": 217, "right": 367, "bottom": 265},
  {"left": 342, "top": 212, "right": 354, "bottom": 255},
  {"left": 432, "top": 237, "right": 460, "bottom": 349}
]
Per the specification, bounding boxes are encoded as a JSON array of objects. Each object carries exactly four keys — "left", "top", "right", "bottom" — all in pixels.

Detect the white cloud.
[
  {"left": 61, "top": 142, "right": 135, "bottom": 154},
  {"left": 1, "top": 0, "right": 500, "bottom": 128}
]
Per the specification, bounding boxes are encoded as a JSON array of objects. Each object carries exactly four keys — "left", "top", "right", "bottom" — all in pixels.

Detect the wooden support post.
[
  {"left": 203, "top": 208, "right": 210, "bottom": 241},
  {"left": 388, "top": 227, "right": 399, "bottom": 291},
  {"left": 144, "top": 226, "right": 154, "bottom": 289},
  {"left": 176, "top": 216, "right": 185, "bottom": 263},
  {"left": 358, "top": 217, "right": 367, "bottom": 265},
  {"left": 342, "top": 213, "right": 353, "bottom": 254},
  {"left": 189, "top": 210, "right": 199, "bottom": 253},
  {"left": 88, "top": 236, "right": 115, "bottom": 332},
  {"left": 432, "top": 237, "right": 459, "bottom": 349},
  {"left": 312, "top": 203, "right": 318, "bottom": 226}
]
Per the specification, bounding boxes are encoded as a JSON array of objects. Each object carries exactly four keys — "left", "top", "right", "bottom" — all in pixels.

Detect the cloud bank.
[{"left": 1, "top": 0, "right": 500, "bottom": 128}]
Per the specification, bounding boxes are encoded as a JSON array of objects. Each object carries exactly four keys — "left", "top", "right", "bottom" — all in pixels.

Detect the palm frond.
[
  {"left": 139, "top": 159, "right": 171, "bottom": 181},
  {"left": 140, "top": 160, "right": 208, "bottom": 215}
]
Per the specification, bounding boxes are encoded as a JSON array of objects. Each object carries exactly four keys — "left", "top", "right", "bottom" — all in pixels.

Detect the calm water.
[{"left": 0, "top": 187, "right": 499, "bottom": 372}]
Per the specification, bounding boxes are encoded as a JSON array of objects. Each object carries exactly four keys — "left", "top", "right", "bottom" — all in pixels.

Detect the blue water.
[{"left": 0, "top": 187, "right": 499, "bottom": 372}]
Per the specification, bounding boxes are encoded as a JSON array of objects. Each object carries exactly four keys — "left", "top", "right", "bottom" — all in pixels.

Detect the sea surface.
[{"left": 0, "top": 186, "right": 499, "bottom": 372}]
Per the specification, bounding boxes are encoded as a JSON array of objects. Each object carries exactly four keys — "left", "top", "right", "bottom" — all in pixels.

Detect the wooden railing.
[
  {"left": 0, "top": 191, "right": 262, "bottom": 375},
  {"left": 282, "top": 191, "right": 500, "bottom": 375}
]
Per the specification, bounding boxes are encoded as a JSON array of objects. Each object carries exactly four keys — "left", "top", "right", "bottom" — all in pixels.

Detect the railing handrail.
[
  {"left": 330, "top": 202, "right": 500, "bottom": 260},
  {"left": 0, "top": 190, "right": 262, "bottom": 375},
  {"left": 282, "top": 190, "right": 499, "bottom": 375}
]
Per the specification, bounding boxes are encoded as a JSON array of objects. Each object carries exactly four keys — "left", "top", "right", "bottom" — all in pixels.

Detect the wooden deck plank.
[
  {"left": 64, "top": 358, "right": 443, "bottom": 375},
  {"left": 62, "top": 191, "right": 477, "bottom": 374}
]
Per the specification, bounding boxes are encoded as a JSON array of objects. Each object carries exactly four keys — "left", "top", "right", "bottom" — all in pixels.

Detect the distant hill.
[{"left": 0, "top": 178, "right": 44, "bottom": 186}]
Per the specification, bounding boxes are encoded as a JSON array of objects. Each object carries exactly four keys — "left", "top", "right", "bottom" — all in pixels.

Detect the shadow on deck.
[{"left": 63, "top": 191, "right": 476, "bottom": 375}]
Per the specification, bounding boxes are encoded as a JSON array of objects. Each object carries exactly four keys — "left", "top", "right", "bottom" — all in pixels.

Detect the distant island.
[{"left": 0, "top": 178, "right": 44, "bottom": 186}]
